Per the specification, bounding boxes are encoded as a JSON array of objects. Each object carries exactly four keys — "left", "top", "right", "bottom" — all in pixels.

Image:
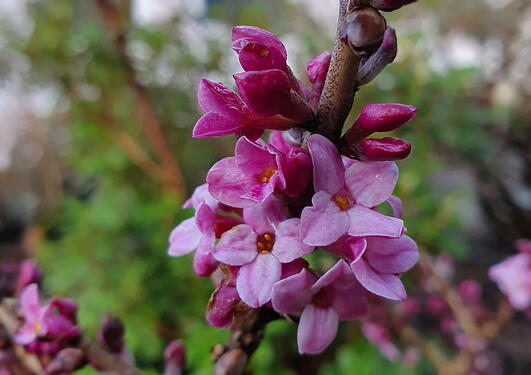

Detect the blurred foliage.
[{"left": 1, "top": 0, "right": 528, "bottom": 373}]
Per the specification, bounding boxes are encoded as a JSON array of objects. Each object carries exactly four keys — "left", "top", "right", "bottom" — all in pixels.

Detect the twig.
[
  {"left": 212, "top": 305, "right": 280, "bottom": 375},
  {"left": 315, "top": 0, "right": 361, "bottom": 143}
]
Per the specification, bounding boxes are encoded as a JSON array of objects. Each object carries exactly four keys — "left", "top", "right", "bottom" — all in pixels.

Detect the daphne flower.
[
  {"left": 271, "top": 260, "right": 368, "bottom": 354},
  {"left": 193, "top": 79, "right": 295, "bottom": 139},
  {"left": 300, "top": 134, "right": 404, "bottom": 246},
  {"left": 207, "top": 137, "right": 288, "bottom": 208},
  {"left": 14, "top": 284, "right": 52, "bottom": 345},
  {"left": 214, "top": 197, "right": 313, "bottom": 308},
  {"left": 489, "top": 241, "right": 531, "bottom": 310}
]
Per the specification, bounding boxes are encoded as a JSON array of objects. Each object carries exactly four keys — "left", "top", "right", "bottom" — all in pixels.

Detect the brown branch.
[
  {"left": 315, "top": 0, "right": 361, "bottom": 143},
  {"left": 401, "top": 326, "right": 452, "bottom": 374},
  {"left": 212, "top": 305, "right": 280, "bottom": 375},
  {"left": 93, "top": 0, "right": 187, "bottom": 197}
]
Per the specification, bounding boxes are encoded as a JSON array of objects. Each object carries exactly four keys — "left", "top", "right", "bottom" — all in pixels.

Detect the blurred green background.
[{"left": 0, "top": 0, "right": 529, "bottom": 373}]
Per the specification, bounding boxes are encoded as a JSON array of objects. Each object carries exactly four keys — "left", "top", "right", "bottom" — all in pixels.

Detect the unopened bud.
[
  {"left": 98, "top": 313, "right": 125, "bottom": 353},
  {"left": 50, "top": 298, "right": 79, "bottom": 323},
  {"left": 45, "top": 348, "right": 85, "bottom": 375},
  {"left": 164, "top": 340, "right": 186, "bottom": 375},
  {"left": 357, "top": 27, "right": 397, "bottom": 85},
  {"left": 339, "top": 7, "right": 387, "bottom": 53},
  {"left": 343, "top": 137, "right": 411, "bottom": 161},
  {"left": 341, "top": 103, "right": 417, "bottom": 147},
  {"left": 367, "top": 0, "right": 418, "bottom": 11}
]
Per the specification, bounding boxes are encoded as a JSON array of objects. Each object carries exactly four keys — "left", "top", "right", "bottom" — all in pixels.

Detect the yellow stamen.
[
  {"left": 34, "top": 322, "right": 41, "bottom": 334},
  {"left": 261, "top": 49, "right": 269, "bottom": 57},
  {"left": 332, "top": 194, "right": 350, "bottom": 211},
  {"left": 258, "top": 168, "right": 276, "bottom": 184}
]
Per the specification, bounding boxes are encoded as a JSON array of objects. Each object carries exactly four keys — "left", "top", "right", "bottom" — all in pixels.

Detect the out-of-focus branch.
[
  {"left": 401, "top": 326, "right": 452, "bottom": 374},
  {"left": 93, "top": 0, "right": 186, "bottom": 197},
  {"left": 316, "top": 0, "right": 361, "bottom": 143}
]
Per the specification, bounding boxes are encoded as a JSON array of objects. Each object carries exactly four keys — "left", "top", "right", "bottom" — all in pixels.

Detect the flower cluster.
[{"left": 169, "top": 24, "right": 419, "bottom": 354}]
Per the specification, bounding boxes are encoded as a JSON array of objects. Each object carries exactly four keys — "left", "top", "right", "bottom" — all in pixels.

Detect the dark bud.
[
  {"left": 357, "top": 27, "right": 397, "bottom": 85},
  {"left": 339, "top": 7, "right": 387, "bottom": 54},
  {"left": 164, "top": 340, "right": 186, "bottom": 375},
  {"left": 44, "top": 348, "right": 86, "bottom": 375},
  {"left": 16, "top": 259, "right": 42, "bottom": 295},
  {"left": 98, "top": 313, "right": 125, "bottom": 353},
  {"left": 367, "top": 0, "right": 418, "bottom": 11}
]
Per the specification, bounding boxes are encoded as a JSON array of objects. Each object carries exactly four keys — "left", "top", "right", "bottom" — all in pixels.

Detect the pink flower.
[
  {"left": 326, "top": 235, "right": 418, "bottom": 300},
  {"left": 214, "top": 197, "right": 313, "bottom": 308},
  {"left": 207, "top": 137, "right": 287, "bottom": 208},
  {"left": 14, "top": 284, "right": 52, "bottom": 345},
  {"left": 489, "top": 250, "right": 531, "bottom": 310},
  {"left": 300, "top": 134, "right": 404, "bottom": 246},
  {"left": 193, "top": 79, "right": 295, "bottom": 139},
  {"left": 271, "top": 260, "right": 368, "bottom": 354}
]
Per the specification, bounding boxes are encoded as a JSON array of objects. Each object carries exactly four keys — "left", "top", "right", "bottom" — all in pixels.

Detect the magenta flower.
[
  {"left": 193, "top": 79, "right": 294, "bottom": 139},
  {"left": 300, "top": 134, "right": 404, "bottom": 246},
  {"left": 207, "top": 136, "right": 287, "bottom": 208},
  {"left": 214, "top": 197, "right": 314, "bottom": 308},
  {"left": 349, "top": 235, "right": 418, "bottom": 300},
  {"left": 489, "top": 248, "right": 531, "bottom": 310},
  {"left": 14, "top": 284, "right": 52, "bottom": 345},
  {"left": 271, "top": 260, "right": 368, "bottom": 354}
]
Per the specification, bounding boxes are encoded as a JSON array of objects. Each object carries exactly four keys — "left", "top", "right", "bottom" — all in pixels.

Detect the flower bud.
[
  {"left": 164, "top": 340, "right": 186, "bottom": 375},
  {"left": 50, "top": 298, "right": 79, "bottom": 323},
  {"left": 44, "top": 348, "right": 85, "bottom": 375},
  {"left": 458, "top": 280, "right": 482, "bottom": 305},
  {"left": 339, "top": 7, "right": 387, "bottom": 53},
  {"left": 343, "top": 137, "right": 411, "bottom": 161},
  {"left": 367, "top": 0, "right": 418, "bottom": 11},
  {"left": 357, "top": 27, "right": 397, "bottom": 85},
  {"left": 206, "top": 281, "right": 240, "bottom": 329},
  {"left": 307, "top": 52, "right": 332, "bottom": 110},
  {"left": 98, "top": 313, "right": 125, "bottom": 353},
  {"left": 16, "top": 260, "right": 42, "bottom": 295}
]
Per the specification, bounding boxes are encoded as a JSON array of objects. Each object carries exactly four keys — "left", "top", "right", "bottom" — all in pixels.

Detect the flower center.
[
  {"left": 256, "top": 233, "right": 275, "bottom": 254},
  {"left": 312, "top": 286, "right": 335, "bottom": 308},
  {"left": 259, "top": 168, "right": 276, "bottom": 184},
  {"left": 332, "top": 193, "right": 351, "bottom": 211},
  {"left": 34, "top": 322, "right": 41, "bottom": 334}
]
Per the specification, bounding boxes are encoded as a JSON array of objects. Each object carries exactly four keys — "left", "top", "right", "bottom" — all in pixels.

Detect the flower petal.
[
  {"left": 385, "top": 195, "right": 403, "bottom": 218},
  {"left": 236, "top": 253, "right": 282, "bottom": 308},
  {"left": 206, "top": 281, "right": 240, "bottom": 328},
  {"left": 193, "top": 112, "right": 242, "bottom": 138},
  {"left": 350, "top": 258, "right": 406, "bottom": 300},
  {"left": 168, "top": 217, "right": 201, "bottom": 257},
  {"left": 20, "top": 284, "right": 41, "bottom": 322},
  {"left": 207, "top": 157, "right": 258, "bottom": 208},
  {"left": 345, "top": 161, "right": 398, "bottom": 207},
  {"left": 324, "top": 236, "right": 367, "bottom": 262},
  {"left": 232, "top": 26, "right": 287, "bottom": 60},
  {"left": 215, "top": 225, "right": 257, "bottom": 266},
  {"left": 300, "top": 191, "right": 349, "bottom": 246},
  {"left": 273, "top": 218, "right": 314, "bottom": 263},
  {"left": 271, "top": 269, "right": 315, "bottom": 314},
  {"left": 193, "top": 233, "right": 218, "bottom": 277},
  {"left": 14, "top": 325, "right": 37, "bottom": 346},
  {"left": 197, "top": 79, "right": 247, "bottom": 119},
  {"left": 365, "top": 235, "right": 419, "bottom": 274},
  {"left": 297, "top": 305, "right": 339, "bottom": 354},
  {"left": 347, "top": 205, "right": 403, "bottom": 238},
  {"left": 243, "top": 196, "right": 285, "bottom": 235},
  {"left": 311, "top": 260, "right": 350, "bottom": 294},
  {"left": 307, "top": 134, "right": 345, "bottom": 195},
  {"left": 235, "top": 137, "right": 277, "bottom": 176}
]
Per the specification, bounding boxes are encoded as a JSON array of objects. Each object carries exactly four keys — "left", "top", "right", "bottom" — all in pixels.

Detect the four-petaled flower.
[
  {"left": 214, "top": 197, "right": 313, "bottom": 308},
  {"left": 300, "top": 134, "right": 404, "bottom": 246},
  {"left": 15, "top": 284, "right": 52, "bottom": 345}
]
